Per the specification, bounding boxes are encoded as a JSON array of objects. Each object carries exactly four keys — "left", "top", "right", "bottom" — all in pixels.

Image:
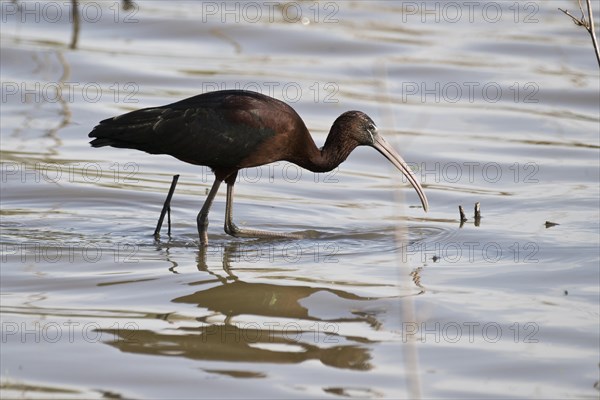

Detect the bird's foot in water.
[
  {"left": 224, "top": 221, "right": 303, "bottom": 241},
  {"left": 197, "top": 216, "right": 210, "bottom": 246}
]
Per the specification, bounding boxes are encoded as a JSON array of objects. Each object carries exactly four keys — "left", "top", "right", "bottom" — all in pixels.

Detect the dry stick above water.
[
  {"left": 474, "top": 202, "right": 481, "bottom": 227},
  {"left": 559, "top": 0, "right": 600, "bottom": 67},
  {"left": 459, "top": 206, "right": 468, "bottom": 223}
]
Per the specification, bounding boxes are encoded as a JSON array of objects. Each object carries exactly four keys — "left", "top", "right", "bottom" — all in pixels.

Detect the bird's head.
[
  {"left": 331, "top": 111, "right": 378, "bottom": 146},
  {"left": 331, "top": 111, "right": 429, "bottom": 212}
]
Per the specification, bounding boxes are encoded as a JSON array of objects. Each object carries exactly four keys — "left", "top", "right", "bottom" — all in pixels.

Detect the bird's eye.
[{"left": 368, "top": 123, "right": 377, "bottom": 132}]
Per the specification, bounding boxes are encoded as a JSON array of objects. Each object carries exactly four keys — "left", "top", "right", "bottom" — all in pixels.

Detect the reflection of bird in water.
[
  {"left": 97, "top": 277, "right": 384, "bottom": 370},
  {"left": 172, "top": 281, "right": 378, "bottom": 323},
  {"left": 103, "top": 241, "right": 426, "bottom": 372},
  {"left": 98, "top": 325, "right": 372, "bottom": 371},
  {"left": 89, "top": 90, "right": 428, "bottom": 244}
]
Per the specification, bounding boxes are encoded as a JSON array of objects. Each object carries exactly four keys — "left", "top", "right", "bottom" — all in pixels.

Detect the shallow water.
[{"left": 1, "top": 1, "right": 599, "bottom": 398}]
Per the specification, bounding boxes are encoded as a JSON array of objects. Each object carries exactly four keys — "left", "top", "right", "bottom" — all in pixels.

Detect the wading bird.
[{"left": 89, "top": 90, "right": 428, "bottom": 245}]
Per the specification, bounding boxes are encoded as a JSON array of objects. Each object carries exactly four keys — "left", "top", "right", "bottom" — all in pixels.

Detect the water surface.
[{"left": 1, "top": 1, "right": 599, "bottom": 398}]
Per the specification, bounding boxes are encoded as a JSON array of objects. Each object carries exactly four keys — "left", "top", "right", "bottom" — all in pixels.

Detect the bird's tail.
[{"left": 88, "top": 108, "right": 164, "bottom": 151}]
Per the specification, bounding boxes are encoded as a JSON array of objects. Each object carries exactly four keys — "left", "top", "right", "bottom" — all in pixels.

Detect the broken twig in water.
[
  {"left": 459, "top": 203, "right": 482, "bottom": 227},
  {"left": 459, "top": 205, "right": 467, "bottom": 223},
  {"left": 559, "top": 0, "right": 600, "bottom": 67},
  {"left": 474, "top": 202, "right": 481, "bottom": 227},
  {"left": 154, "top": 175, "right": 180, "bottom": 237}
]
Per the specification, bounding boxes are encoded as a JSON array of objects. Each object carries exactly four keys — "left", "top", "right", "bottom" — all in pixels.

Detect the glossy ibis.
[{"left": 89, "top": 90, "right": 428, "bottom": 244}]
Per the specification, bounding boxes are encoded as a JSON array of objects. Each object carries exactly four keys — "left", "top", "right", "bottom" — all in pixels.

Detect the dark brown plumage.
[{"left": 89, "top": 90, "right": 428, "bottom": 244}]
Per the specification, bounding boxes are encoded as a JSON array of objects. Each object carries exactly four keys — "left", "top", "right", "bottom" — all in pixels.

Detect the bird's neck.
[{"left": 301, "top": 130, "right": 357, "bottom": 173}]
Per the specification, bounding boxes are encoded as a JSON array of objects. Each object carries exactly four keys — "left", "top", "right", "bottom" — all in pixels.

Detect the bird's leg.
[
  {"left": 197, "top": 178, "right": 222, "bottom": 245},
  {"left": 223, "top": 180, "right": 303, "bottom": 240}
]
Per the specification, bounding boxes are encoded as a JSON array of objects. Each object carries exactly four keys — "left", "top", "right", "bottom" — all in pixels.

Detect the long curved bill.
[{"left": 373, "top": 134, "right": 429, "bottom": 212}]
